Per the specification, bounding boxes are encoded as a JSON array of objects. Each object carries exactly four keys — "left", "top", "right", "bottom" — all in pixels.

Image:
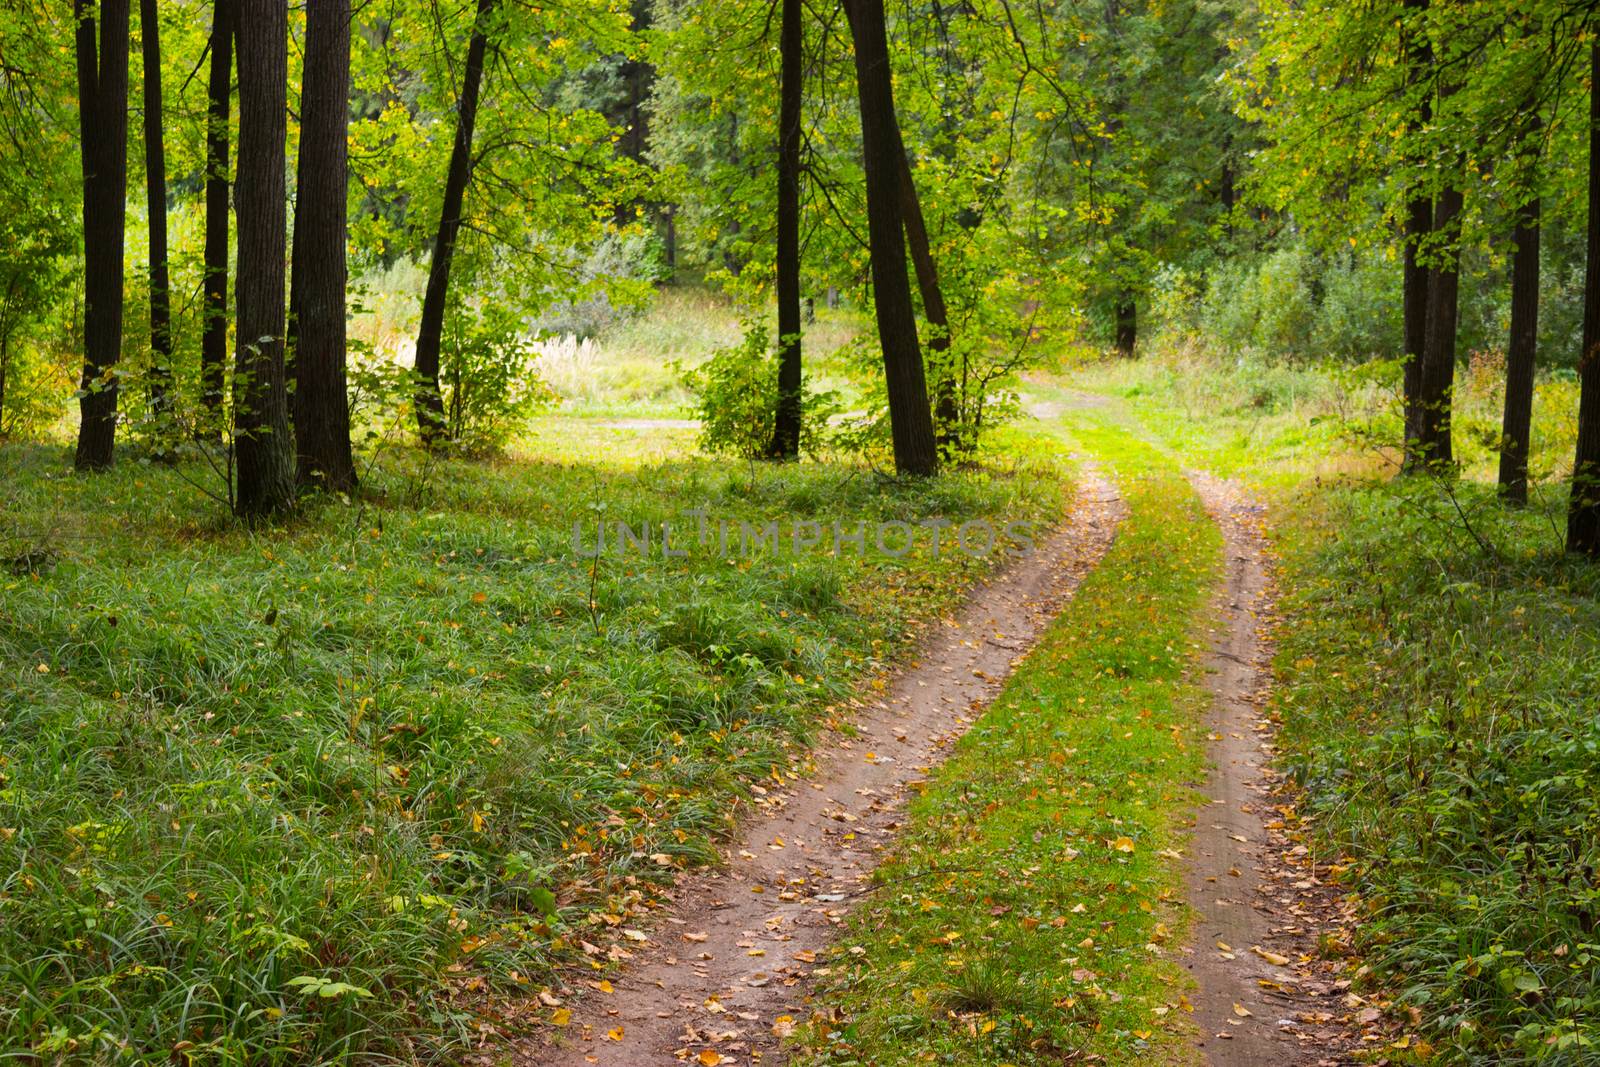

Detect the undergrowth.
[{"left": 0, "top": 439, "right": 1061, "bottom": 1063}]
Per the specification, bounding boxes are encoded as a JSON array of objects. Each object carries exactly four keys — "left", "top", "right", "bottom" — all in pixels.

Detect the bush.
[
  {"left": 439, "top": 301, "right": 555, "bottom": 455},
  {"left": 681, "top": 322, "right": 837, "bottom": 460}
]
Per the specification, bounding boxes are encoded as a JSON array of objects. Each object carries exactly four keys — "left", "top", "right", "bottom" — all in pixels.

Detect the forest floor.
[
  {"left": 503, "top": 403, "right": 1376, "bottom": 1066},
  {"left": 515, "top": 465, "right": 1124, "bottom": 1066}
]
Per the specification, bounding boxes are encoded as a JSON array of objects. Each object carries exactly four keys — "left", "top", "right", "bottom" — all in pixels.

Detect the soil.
[
  {"left": 518, "top": 468, "right": 1128, "bottom": 1066},
  {"left": 1180, "top": 471, "right": 1363, "bottom": 1067}
]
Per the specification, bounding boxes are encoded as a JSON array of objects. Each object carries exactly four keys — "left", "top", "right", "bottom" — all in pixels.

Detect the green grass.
[
  {"left": 0, "top": 436, "right": 1063, "bottom": 1063},
  {"left": 1268, "top": 477, "right": 1600, "bottom": 1065},
  {"left": 791, "top": 412, "right": 1219, "bottom": 1066},
  {"left": 1069, "top": 348, "right": 1600, "bottom": 1064},
  {"left": 538, "top": 286, "right": 871, "bottom": 419}
]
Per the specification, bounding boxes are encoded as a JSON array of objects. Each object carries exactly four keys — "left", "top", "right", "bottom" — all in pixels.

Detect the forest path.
[
  {"left": 1180, "top": 471, "right": 1360, "bottom": 1067},
  {"left": 522, "top": 466, "right": 1127, "bottom": 1067}
]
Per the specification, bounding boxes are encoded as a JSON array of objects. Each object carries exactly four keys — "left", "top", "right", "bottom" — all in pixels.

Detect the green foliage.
[
  {"left": 439, "top": 301, "right": 554, "bottom": 455},
  {"left": 681, "top": 321, "right": 836, "bottom": 460},
  {"left": 1274, "top": 483, "right": 1600, "bottom": 1064}
]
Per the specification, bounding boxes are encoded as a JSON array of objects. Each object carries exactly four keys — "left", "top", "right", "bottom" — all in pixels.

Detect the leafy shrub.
[
  {"left": 681, "top": 322, "right": 837, "bottom": 459},
  {"left": 439, "top": 301, "right": 555, "bottom": 455}
]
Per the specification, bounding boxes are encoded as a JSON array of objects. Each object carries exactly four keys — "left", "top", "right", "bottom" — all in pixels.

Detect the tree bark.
[
  {"left": 73, "top": 0, "right": 131, "bottom": 472},
  {"left": 1567, "top": 41, "right": 1600, "bottom": 555},
  {"left": 201, "top": 0, "right": 233, "bottom": 434},
  {"left": 1416, "top": 182, "right": 1463, "bottom": 469},
  {"left": 768, "top": 0, "right": 803, "bottom": 460},
  {"left": 413, "top": 0, "right": 493, "bottom": 443},
  {"left": 232, "top": 0, "right": 295, "bottom": 517},
  {"left": 1499, "top": 122, "right": 1540, "bottom": 505},
  {"left": 895, "top": 141, "right": 958, "bottom": 452},
  {"left": 140, "top": 0, "right": 171, "bottom": 430},
  {"left": 1400, "top": 0, "right": 1433, "bottom": 469},
  {"left": 290, "top": 0, "right": 356, "bottom": 492},
  {"left": 1115, "top": 297, "right": 1137, "bottom": 357},
  {"left": 845, "top": 0, "right": 937, "bottom": 475}
]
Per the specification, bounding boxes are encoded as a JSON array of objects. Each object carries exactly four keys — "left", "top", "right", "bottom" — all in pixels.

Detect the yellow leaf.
[
  {"left": 597, "top": 980, "right": 614, "bottom": 993},
  {"left": 551, "top": 1008, "right": 571, "bottom": 1026},
  {"left": 1252, "top": 945, "right": 1291, "bottom": 966},
  {"left": 605, "top": 1026, "right": 625, "bottom": 1041},
  {"left": 1112, "top": 837, "right": 1135, "bottom": 853},
  {"left": 697, "top": 1051, "right": 723, "bottom": 1066}
]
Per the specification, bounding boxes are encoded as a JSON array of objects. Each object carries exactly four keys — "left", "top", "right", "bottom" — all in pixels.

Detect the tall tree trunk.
[
  {"left": 845, "top": 0, "right": 937, "bottom": 475},
  {"left": 412, "top": 0, "right": 493, "bottom": 443},
  {"left": 768, "top": 0, "right": 803, "bottom": 459},
  {"left": 73, "top": 0, "right": 131, "bottom": 472},
  {"left": 1114, "top": 297, "right": 1137, "bottom": 357},
  {"left": 290, "top": 0, "right": 356, "bottom": 492},
  {"left": 612, "top": 0, "right": 653, "bottom": 228},
  {"left": 1416, "top": 182, "right": 1463, "bottom": 469},
  {"left": 896, "top": 144, "right": 958, "bottom": 452},
  {"left": 201, "top": 0, "right": 232, "bottom": 435},
  {"left": 1567, "top": 41, "right": 1600, "bottom": 555},
  {"left": 1499, "top": 117, "right": 1541, "bottom": 505},
  {"left": 1400, "top": 0, "right": 1433, "bottom": 469},
  {"left": 232, "top": 0, "right": 295, "bottom": 517},
  {"left": 139, "top": 0, "right": 171, "bottom": 431}
]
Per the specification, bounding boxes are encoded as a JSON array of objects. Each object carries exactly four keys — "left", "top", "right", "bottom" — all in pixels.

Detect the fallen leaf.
[{"left": 1233, "top": 1003, "right": 1253, "bottom": 1018}]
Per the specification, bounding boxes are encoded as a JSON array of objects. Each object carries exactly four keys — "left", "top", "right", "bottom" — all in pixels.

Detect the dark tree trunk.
[
  {"left": 1416, "top": 182, "right": 1463, "bottom": 469},
  {"left": 768, "top": 0, "right": 802, "bottom": 460},
  {"left": 73, "top": 0, "right": 131, "bottom": 472},
  {"left": 1499, "top": 120, "right": 1541, "bottom": 506},
  {"left": 232, "top": 0, "right": 295, "bottom": 517},
  {"left": 1401, "top": 0, "right": 1440, "bottom": 470},
  {"left": 290, "top": 0, "right": 356, "bottom": 492},
  {"left": 845, "top": 0, "right": 937, "bottom": 475},
  {"left": 612, "top": 0, "right": 653, "bottom": 228},
  {"left": 1400, "top": 0, "right": 1433, "bottom": 469},
  {"left": 413, "top": 0, "right": 493, "bottom": 443},
  {"left": 140, "top": 0, "right": 171, "bottom": 429},
  {"left": 1402, "top": 193, "right": 1434, "bottom": 463},
  {"left": 201, "top": 0, "right": 232, "bottom": 434},
  {"left": 1567, "top": 41, "right": 1600, "bottom": 555},
  {"left": 1115, "top": 297, "right": 1137, "bottom": 357},
  {"left": 896, "top": 141, "right": 958, "bottom": 452}
]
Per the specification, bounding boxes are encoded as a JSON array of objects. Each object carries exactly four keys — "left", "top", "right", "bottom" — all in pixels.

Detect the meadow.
[{"left": 0, "top": 291, "right": 1063, "bottom": 1062}]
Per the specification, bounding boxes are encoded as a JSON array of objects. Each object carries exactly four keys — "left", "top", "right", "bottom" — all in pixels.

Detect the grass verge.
[
  {"left": 1066, "top": 350, "right": 1600, "bottom": 1064},
  {"left": 0, "top": 438, "right": 1060, "bottom": 1063},
  {"left": 791, "top": 413, "right": 1219, "bottom": 1066}
]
